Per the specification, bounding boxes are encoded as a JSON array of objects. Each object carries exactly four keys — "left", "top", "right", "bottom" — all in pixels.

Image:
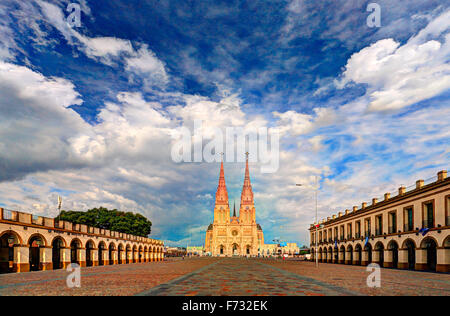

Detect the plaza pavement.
[{"left": 0, "top": 257, "right": 448, "bottom": 296}]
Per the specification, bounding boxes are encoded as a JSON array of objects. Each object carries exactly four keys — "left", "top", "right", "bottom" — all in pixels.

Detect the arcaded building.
[
  {"left": 309, "top": 170, "right": 449, "bottom": 273},
  {"left": 0, "top": 209, "right": 164, "bottom": 273},
  {"left": 205, "top": 157, "right": 265, "bottom": 256}
]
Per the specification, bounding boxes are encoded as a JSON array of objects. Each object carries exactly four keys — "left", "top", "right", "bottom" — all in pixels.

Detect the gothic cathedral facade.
[{"left": 205, "top": 157, "right": 265, "bottom": 256}]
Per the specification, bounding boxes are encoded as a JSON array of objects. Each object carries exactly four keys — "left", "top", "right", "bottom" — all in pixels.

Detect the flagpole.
[
  {"left": 315, "top": 175, "right": 318, "bottom": 268},
  {"left": 296, "top": 175, "right": 319, "bottom": 268},
  {"left": 57, "top": 196, "right": 62, "bottom": 219}
]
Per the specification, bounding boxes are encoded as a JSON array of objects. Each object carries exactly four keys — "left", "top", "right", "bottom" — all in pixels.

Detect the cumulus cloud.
[
  {"left": 337, "top": 10, "right": 450, "bottom": 112},
  {"left": 0, "top": 61, "right": 88, "bottom": 181}
]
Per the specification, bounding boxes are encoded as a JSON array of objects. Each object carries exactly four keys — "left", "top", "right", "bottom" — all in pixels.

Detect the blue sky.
[{"left": 0, "top": 0, "right": 449, "bottom": 246}]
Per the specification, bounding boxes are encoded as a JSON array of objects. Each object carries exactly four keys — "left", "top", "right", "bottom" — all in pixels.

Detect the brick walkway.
[
  {"left": 259, "top": 258, "right": 450, "bottom": 296},
  {"left": 0, "top": 257, "right": 217, "bottom": 296},
  {"left": 1, "top": 257, "right": 449, "bottom": 296},
  {"left": 138, "top": 258, "right": 356, "bottom": 296}
]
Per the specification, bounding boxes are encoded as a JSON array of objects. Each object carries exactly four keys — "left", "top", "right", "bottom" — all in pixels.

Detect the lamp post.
[{"left": 296, "top": 175, "right": 319, "bottom": 268}]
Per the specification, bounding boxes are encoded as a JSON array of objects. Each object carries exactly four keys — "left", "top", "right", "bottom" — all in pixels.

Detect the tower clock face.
[{"left": 232, "top": 230, "right": 238, "bottom": 236}]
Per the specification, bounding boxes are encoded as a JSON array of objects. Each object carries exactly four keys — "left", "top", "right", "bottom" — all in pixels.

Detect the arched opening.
[
  {"left": 132, "top": 246, "right": 137, "bottom": 263},
  {"left": 118, "top": 244, "right": 124, "bottom": 264},
  {"left": 442, "top": 237, "right": 450, "bottom": 273},
  {"left": 86, "top": 240, "right": 94, "bottom": 267},
  {"left": 323, "top": 248, "right": 327, "bottom": 263},
  {"left": 388, "top": 241, "right": 399, "bottom": 268},
  {"left": 138, "top": 246, "right": 143, "bottom": 263},
  {"left": 144, "top": 246, "right": 148, "bottom": 262},
  {"left": 340, "top": 245, "right": 345, "bottom": 264},
  {"left": 421, "top": 238, "right": 437, "bottom": 272},
  {"left": 109, "top": 243, "right": 116, "bottom": 265},
  {"left": 404, "top": 239, "right": 416, "bottom": 270},
  {"left": 364, "top": 243, "right": 372, "bottom": 264},
  {"left": 347, "top": 245, "right": 353, "bottom": 264},
  {"left": 28, "top": 235, "right": 45, "bottom": 271},
  {"left": 0, "top": 231, "right": 20, "bottom": 273},
  {"left": 232, "top": 243, "right": 239, "bottom": 256},
  {"left": 246, "top": 245, "right": 251, "bottom": 255},
  {"left": 52, "top": 237, "right": 65, "bottom": 270},
  {"left": 98, "top": 242, "right": 106, "bottom": 266},
  {"left": 328, "top": 247, "right": 333, "bottom": 263},
  {"left": 220, "top": 245, "right": 224, "bottom": 255},
  {"left": 125, "top": 245, "right": 131, "bottom": 264},
  {"left": 70, "top": 239, "right": 82, "bottom": 264},
  {"left": 355, "top": 244, "right": 362, "bottom": 265},
  {"left": 375, "top": 242, "right": 384, "bottom": 266}
]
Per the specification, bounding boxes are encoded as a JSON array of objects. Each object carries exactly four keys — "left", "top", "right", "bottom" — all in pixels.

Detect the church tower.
[
  {"left": 205, "top": 153, "right": 264, "bottom": 257},
  {"left": 213, "top": 159, "right": 230, "bottom": 224},
  {"left": 239, "top": 153, "right": 256, "bottom": 224}
]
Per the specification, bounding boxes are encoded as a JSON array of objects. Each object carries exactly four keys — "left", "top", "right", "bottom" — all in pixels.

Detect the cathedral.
[{"left": 204, "top": 155, "right": 265, "bottom": 256}]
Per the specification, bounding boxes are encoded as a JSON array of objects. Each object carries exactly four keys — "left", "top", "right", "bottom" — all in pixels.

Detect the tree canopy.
[{"left": 55, "top": 207, "right": 152, "bottom": 237}]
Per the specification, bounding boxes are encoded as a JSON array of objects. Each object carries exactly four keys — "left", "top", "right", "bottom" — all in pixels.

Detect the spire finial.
[
  {"left": 233, "top": 200, "right": 236, "bottom": 217},
  {"left": 240, "top": 151, "right": 254, "bottom": 206}
]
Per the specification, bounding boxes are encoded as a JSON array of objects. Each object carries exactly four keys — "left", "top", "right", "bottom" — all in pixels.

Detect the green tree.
[{"left": 55, "top": 207, "right": 152, "bottom": 237}]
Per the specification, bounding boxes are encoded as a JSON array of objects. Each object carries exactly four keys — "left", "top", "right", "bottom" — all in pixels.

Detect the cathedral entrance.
[{"left": 232, "top": 244, "right": 239, "bottom": 256}]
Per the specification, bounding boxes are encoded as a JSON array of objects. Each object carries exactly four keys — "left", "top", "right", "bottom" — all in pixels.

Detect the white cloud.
[
  {"left": 37, "top": 1, "right": 168, "bottom": 85},
  {"left": 273, "top": 107, "right": 336, "bottom": 137},
  {"left": 337, "top": 10, "right": 450, "bottom": 112},
  {"left": 125, "top": 44, "right": 169, "bottom": 86},
  {"left": 0, "top": 61, "right": 88, "bottom": 180},
  {"left": 78, "top": 36, "right": 133, "bottom": 60}
]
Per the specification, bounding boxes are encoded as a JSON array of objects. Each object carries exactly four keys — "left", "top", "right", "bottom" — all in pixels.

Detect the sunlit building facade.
[{"left": 309, "top": 170, "right": 449, "bottom": 273}]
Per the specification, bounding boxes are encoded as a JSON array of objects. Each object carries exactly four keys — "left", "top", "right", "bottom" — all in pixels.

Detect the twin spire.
[
  {"left": 214, "top": 153, "right": 254, "bottom": 209},
  {"left": 214, "top": 159, "right": 229, "bottom": 205},
  {"left": 240, "top": 152, "right": 254, "bottom": 206}
]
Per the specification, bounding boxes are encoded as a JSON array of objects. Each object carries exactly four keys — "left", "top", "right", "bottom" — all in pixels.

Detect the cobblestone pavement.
[
  {"left": 0, "top": 257, "right": 217, "bottom": 296},
  {"left": 139, "top": 258, "right": 357, "bottom": 296},
  {"left": 1, "top": 257, "right": 449, "bottom": 296},
  {"left": 259, "top": 258, "right": 450, "bottom": 296}
]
